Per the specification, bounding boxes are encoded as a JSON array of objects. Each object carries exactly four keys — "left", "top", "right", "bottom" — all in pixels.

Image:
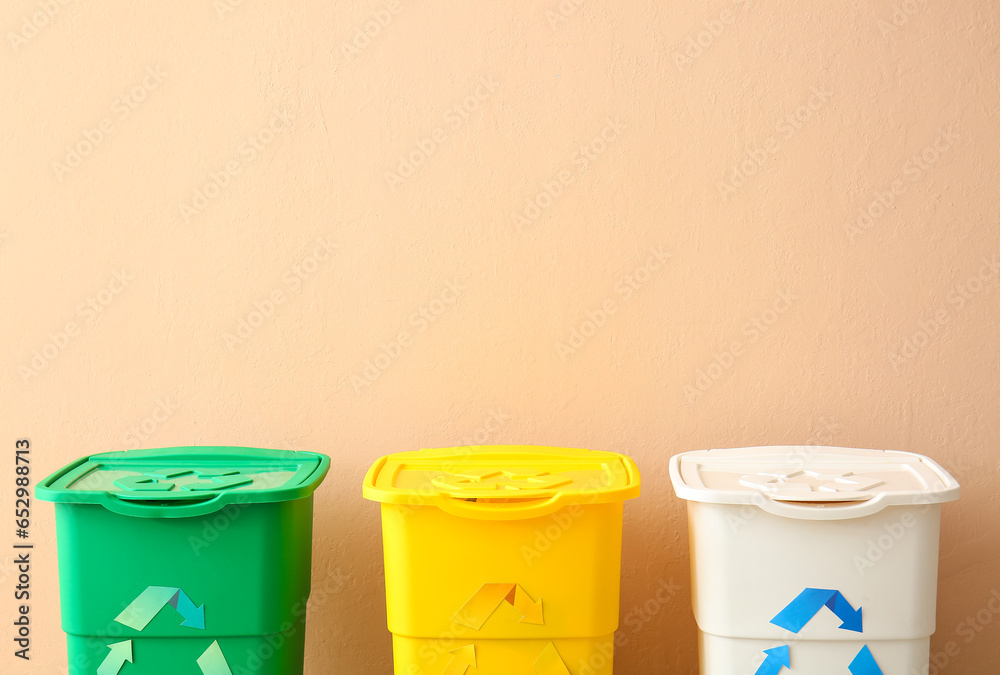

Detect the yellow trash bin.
[{"left": 363, "top": 445, "right": 641, "bottom": 675}]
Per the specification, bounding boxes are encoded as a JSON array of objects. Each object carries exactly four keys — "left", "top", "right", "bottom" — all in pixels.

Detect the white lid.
[{"left": 670, "top": 446, "right": 960, "bottom": 520}]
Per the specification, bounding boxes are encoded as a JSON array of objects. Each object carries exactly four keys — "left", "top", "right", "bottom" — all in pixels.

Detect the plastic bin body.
[
  {"left": 364, "top": 446, "right": 641, "bottom": 675},
  {"left": 37, "top": 446, "right": 330, "bottom": 675},
  {"left": 670, "top": 446, "right": 959, "bottom": 675}
]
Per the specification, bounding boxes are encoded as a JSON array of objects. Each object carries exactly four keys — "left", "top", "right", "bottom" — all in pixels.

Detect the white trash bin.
[{"left": 669, "top": 446, "right": 960, "bottom": 675}]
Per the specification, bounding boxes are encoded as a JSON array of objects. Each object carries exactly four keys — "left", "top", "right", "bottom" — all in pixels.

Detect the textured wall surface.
[{"left": 2, "top": 0, "right": 998, "bottom": 673}]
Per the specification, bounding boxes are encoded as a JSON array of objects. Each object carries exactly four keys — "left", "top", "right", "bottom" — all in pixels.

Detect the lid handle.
[
  {"left": 103, "top": 493, "right": 231, "bottom": 518},
  {"left": 436, "top": 493, "right": 568, "bottom": 520},
  {"left": 757, "top": 493, "right": 893, "bottom": 521}
]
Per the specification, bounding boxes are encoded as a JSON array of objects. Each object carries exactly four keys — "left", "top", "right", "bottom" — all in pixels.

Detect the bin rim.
[
  {"left": 669, "top": 446, "right": 959, "bottom": 521},
  {"left": 363, "top": 445, "right": 640, "bottom": 520},
  {"left": 36, "top": 446, "right": 331, "bottom": 518}
]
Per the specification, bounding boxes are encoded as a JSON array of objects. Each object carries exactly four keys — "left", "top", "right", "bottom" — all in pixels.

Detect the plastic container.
[
  {"left": 669, "top": 446, "right": 960, "bottom": 675},
  {"left": 363, "top": 445, "right": 641, "bottom": 675},
  {"left": 36, "top": 446, "right": 330, "bottom": 675}
]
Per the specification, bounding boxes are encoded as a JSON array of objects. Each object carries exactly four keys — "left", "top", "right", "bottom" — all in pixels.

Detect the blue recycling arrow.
[
  {"left": 849, "top": 646, "right": 883, "bottom": 675},
  {"left": 170, "top": 589, "right": 206, "bottom": 629},
  {"left": 753, "top": 645, "right": 790, "bottom": 675},
  {"left": 825, "top": 591, "right": 863, "bottom": 632},
  {"left": 115, "top": 586, "right": 205, "bottom": 631},
  {"left": 770, "top": 588, "right": 863, "bottom": 633}
]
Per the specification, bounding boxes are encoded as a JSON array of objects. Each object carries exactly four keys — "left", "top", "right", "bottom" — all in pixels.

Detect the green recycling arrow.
[
  {"left": 198, "top": 640, "right": 233, "bottom": 675},
  {"left": 114, "top": 475, "right": 175, "bottom": 491},
  {"left": 115, "top": 586, "right": 205, "bottom": 631},
  {"left": 97, "top": 640, "right": 133, "bottom": 675}
]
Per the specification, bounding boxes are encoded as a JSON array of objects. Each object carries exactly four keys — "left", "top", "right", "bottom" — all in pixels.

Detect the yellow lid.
[{"left": 363, "top": 445, "right": 640, "bottom": 520}]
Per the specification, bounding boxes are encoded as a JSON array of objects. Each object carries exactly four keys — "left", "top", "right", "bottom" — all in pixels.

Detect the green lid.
[{"left": 36, "top": 446, "right": 330, "bottom": 518}]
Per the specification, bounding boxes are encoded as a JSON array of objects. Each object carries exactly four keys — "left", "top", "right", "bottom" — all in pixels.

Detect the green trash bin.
[{"left": 36, "top": 446, "right": 330, "bottom": 675}]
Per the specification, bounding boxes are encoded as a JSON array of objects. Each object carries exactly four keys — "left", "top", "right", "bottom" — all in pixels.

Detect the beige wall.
[{"left": 2, "top": 0, "right": 998, "bottom": 673}]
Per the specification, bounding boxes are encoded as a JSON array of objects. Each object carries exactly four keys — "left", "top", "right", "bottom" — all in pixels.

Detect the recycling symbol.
[
  {"left": 757, "top": 588, "right": 883, "bottom": 674},
  {"left": 113, "top": 468, "right": 253, "bottom": 493},
  {"left": 432, "top": 469, "right": 572, "bottom": 494},
  {"left": 99, "top": 586, "right": 233, "bottom": 674},
  {"left": 447, "top": 583, "right": 572, "bottom": 675}
]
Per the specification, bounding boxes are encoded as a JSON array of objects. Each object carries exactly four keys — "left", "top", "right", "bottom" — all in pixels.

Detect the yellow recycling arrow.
[
  {"left": 509, "top": 585, "right": 544, "bottom": 624},
  {"left": 534, "top": 642, "right": 571, "bottom": 675},
  {"left": 442, "top": 644, "right": 476, "bottom": 675},
  {"left": 452, "top": 584, "right": 544, "bottom": 629},
  {"left": 433, "top": 471, "right": 572, "bottom": 493}
]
